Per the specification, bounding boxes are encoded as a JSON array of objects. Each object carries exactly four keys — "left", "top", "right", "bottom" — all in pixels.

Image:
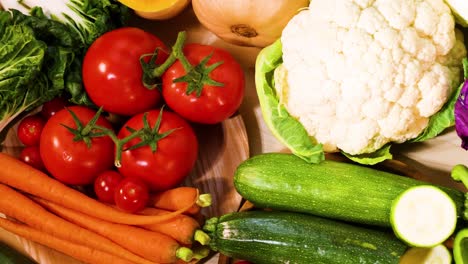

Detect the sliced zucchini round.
[
  {"left": 390, "top": 185, "right": 457, "bottom": 247},
  {"left": 454, "top": 228, "right": 468, "bottom": 264},
  {"left": 399, "top": 245, "right": 452, "bottom": 264}
]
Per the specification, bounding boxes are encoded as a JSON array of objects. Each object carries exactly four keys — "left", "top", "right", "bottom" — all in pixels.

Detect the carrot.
[
  {"left": 0, "top": 184, "right": 155, "bottom": 264},
  {"left": 150, "top": 187, "right": 212, "bottom": 215},
  {"left": 0, "top": 218, "right": 134, "bottom": 264},
  {"left": 35, "top": 198, "right": 195, "bottom": 264},
  {"left": 139, "top": 207, "right": 210, "bottom": 245},
  {"left": 0, "top": 153, "right": 194, "bottom": 225}
]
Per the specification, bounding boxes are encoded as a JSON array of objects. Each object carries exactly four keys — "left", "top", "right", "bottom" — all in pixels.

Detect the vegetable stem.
[
  {"left": 192, "top": 246, "right": 211, "bottom": 260},
  {"left": 202, "top": 217, "right": 218, "bottom": 233},
  {"left": 84, "top": 107, "right": 177, "bottom": 168},
  {"left": 175, "top": 247, "right": 194, "bottom": 262},
  {"left": 196, "top": 193, "right": 212, "bottom": 207},
  {"left": 451, "top": 164, "right": 468, "bottom": 189},
  {"left": 152, "top": 31, "right": 188, "bottom": 77},
  {"left": 144, "top": 30, "right": 224, "bottom": 97},
  {"left": 193, "top": 230, "right": 211, "bottom": 245}
]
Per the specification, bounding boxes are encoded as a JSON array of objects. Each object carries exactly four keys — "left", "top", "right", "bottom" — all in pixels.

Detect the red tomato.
[
  {"left": 41, "top": 96, "right": 70, "bottom": 120},
  {"left": 114, "top": 177, "right": 149, "bottom": 213},
  {"left": 19, "top": 146, "right": 45, "bottom": 171},
  {"left": 94, "top": 170, "right": 124, "bottom": 204},
  {"left": 162, "top": 43, "right": 245, "bottom": 124},
  {"left": 40, "top": 106, "right": 115, "bottom": 185},
  {"left": 117, "top": 109, "right": 198, "bottom": 191},
  {"left": 82, "top": 27, "right": 169, "bottom": 116},
  {"left": 17, "top": 114, "right": 45, "bottom": 146}
]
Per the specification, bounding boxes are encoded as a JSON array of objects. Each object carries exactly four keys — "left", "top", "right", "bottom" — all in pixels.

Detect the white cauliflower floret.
[{"left": 278, "top": 0, "right": 467, "bottom": 155}]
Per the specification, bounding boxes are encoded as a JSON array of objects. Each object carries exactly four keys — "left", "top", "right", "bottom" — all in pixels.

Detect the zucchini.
[
  {"left": 390, "top": 185, "right": 457, "bottom": 247},
  {"left": 399, "top": 245, "right": 452, "bottom": 264},
  {"left": 233, "top": 153, "right": 465, "bottom": 227},
  {"left": 203, "top": 210, "right": 408, "bottom": 264},
  {"left": 453, "top": 228, "right": 468, "bottom": 264},
  {"left": 0, "top": 242, "right": 37, "bottom": 264}
]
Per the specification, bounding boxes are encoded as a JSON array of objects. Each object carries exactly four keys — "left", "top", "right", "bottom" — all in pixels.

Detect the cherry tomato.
[
  {"left": 83, "top": 27, "right": 169, "bottom": 116},
  {"left": 114, "top": 177, "right": 149, "bottom": 213},
  {"left": 19, "top": 146, "right": 45, "bottom": 171},
  {"left": 94, "top": 170, "right": 124, "bottom": 204},
  {"left": 40, "top": 106, "right": 115, "bottom": 185},
  {"left": 17, "top": 114, "right": 46, "bottom": 146},
  {"left": 162, "top": 43, "right": 245, "bottom": 124},
  {"left": 117, "top": 109, "right": 198, "bottom": 191},
  {"left": 41, "top": 96, "right": 70, "bottom": 120}
]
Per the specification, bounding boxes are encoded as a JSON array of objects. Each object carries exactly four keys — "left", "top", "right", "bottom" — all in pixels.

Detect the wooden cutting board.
[{"left": 0, "top": 114, "right": 249, "bottom": 264}]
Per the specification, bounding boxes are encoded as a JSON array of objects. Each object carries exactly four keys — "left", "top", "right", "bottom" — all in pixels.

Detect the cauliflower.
[
  {"left": 444, "top": 0, "right": 468, "bottom": 27},
  {"left": 277, "top": 0, "right": 467, "bottom": 155}
]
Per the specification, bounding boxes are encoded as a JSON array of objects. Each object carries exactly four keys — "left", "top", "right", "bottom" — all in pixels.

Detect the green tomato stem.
[
  {"left": 90, "top": 109, "right": 175, "bottom": 168},
  {"left": 151, "top": 31, "right": 188, "bottom": 78}
]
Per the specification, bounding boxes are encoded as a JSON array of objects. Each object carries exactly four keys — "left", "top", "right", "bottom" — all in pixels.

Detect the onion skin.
[{"left": 192, "top": 0, "right": 309, "bottom": 48}]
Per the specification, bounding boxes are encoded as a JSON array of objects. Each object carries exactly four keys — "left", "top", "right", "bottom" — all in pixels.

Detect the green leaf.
[
  {"left": 342, "top": 144, "right": 393, "bottom": 166},
  {"left": 0, "top": 8, "right": 85, "bottom": 137},
  {"left": 254, "top": 40, "right": 324, "bottom": 164},
  {"left": 26, "top": 0, "right": 129, "bottom": 46}
]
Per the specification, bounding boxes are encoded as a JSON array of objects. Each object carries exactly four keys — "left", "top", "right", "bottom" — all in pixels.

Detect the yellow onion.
[
  {"left": 192, "top": 0, "right": 309, "bottom": 48},
  {"left": 119, "top": 0, "right": 191, "bottom": 20}
]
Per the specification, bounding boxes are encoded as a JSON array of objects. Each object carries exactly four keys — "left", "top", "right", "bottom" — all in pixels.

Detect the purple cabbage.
[{"left": 455, "top": 80, "right": 468, "bottom": 150}]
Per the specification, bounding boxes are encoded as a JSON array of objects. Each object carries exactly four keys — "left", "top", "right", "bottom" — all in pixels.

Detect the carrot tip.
[
  {"left": 176, "top": 247, "right": 194, "bottom": 262},
  {"left": 194, "top": 229, "right": 211, "bottom": 246},
  {"left": 196, "top": 194, "right": 212, "bottom": 208}
]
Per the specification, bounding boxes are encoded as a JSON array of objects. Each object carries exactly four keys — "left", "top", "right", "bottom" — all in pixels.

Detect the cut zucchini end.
[
  {"left": 453, "top": 229, "right": 468, "bottom": 264},
  {"left": 399, "top": 245, "right": 452, "bottom": 264},
  {"left": 390, "top": 185, "right": 457, "bottom": 248}
]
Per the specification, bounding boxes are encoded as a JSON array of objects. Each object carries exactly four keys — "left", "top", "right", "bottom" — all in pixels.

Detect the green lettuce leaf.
[
  {"left": 254, "top": 40, "right": 324, "bottom": 164},
  {"left": 2, "top": 0, "right": 129, "bottom": 47},
  {"left": 0, "top": 16, "right": 58, "bottom": 138}
]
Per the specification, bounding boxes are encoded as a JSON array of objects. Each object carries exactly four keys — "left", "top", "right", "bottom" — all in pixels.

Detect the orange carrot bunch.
[{"left": 0, "top": 153, "right": 213, "bottom": 264}]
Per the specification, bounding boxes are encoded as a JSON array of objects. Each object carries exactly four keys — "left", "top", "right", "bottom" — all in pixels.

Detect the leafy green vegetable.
[
  {"left": 0, "top": 11, "right": 61, "bottom": 137},
  {"left": 254, "top": 40, "right": 324, "bottom": 164},
  {"left": 0, "top": 1, "right": 128, "bottom": 143},
  {"left": 1, "top": 0, "right": 129, "bottom": 47}
]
